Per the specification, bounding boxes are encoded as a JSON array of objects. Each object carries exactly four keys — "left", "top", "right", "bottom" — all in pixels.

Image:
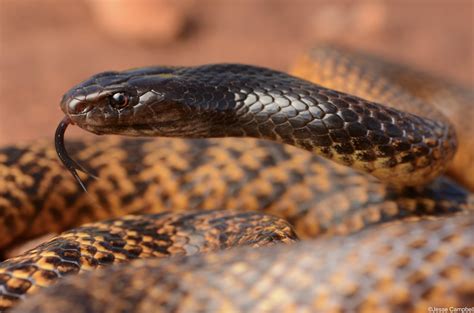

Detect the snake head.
[
  {"left": 60, "top": 66, "right": 247, "bottom": 138},
  {"left": 60, "top": 67, "right": 231, "bottom": 137},
  {"left": 60, "top": 70, "right": 140, "bottom": 135},
  {"left": 57, "top": 67, "right": 189, "bottom": 190}
]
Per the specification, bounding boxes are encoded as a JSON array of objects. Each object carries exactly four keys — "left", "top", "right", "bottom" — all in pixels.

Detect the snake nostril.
[{"left": 68, "top": 98, "right": 92, "bottom": 115}]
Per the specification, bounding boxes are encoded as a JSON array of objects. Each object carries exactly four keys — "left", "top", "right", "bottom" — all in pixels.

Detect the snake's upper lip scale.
[{"left": 54, "top": 116, "right": 97, "bottom": 192}]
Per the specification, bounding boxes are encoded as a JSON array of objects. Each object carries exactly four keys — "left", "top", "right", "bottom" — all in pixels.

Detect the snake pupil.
[{"left": 111, "top": 92, "right": 128, "bottom": 108}]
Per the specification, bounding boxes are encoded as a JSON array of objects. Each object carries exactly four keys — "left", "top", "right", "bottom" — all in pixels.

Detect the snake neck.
[
  {"left": 61, "top": 64, "right": 456, "bottom": 186},
  {"left": 227, "top": 86, "right": 452, "bottom": 186}
]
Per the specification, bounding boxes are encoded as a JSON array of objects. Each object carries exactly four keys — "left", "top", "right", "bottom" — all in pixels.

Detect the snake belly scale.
[{"left": 0, "top": 45, "right": 472, "bottom": 312}]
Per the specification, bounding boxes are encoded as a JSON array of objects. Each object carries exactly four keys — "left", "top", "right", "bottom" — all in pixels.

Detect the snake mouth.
[
  {"left": 55, "top": 116, "right": 97, "bottom": 191},
  {"left": 78, "top": 120, "right": 188, "bottom": 137}
]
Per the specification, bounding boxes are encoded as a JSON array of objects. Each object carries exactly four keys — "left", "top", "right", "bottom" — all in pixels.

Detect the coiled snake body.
[{"left": 0, "top": 45, "right": 473, "bottom": 312}]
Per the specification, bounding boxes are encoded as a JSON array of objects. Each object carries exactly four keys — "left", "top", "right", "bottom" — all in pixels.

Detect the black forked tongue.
[{"left": 55, "top": 116, "right": 97, "bottom": 192}]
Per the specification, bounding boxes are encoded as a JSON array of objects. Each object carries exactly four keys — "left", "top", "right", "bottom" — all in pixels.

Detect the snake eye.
[{"left": 110, "top": 92, "right": 129, "bottom": 109}]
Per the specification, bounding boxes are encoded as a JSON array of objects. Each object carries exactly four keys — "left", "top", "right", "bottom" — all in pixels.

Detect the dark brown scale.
[
  {"left": 352, "top": 137, "right": 372, "bottom": 150},
  {"left": 340, "top": 109, "right": 359, "bottom": 122},
  {"left": 1, "top": 137, "right": 470, "bottom": 251},
  {"left": 11, "top": 214, "right": 474, "bottom": 313},
  {"left": 322, "top": 114, "right": 345, "bottom": 129},
  {"left": 0, "top": 210, "right": 296, "bottom": 310},
  {"left": 357, "top": 151, "right": 378, "bottom": 162},
  {"left": 329, "top": 129, "right": 351, "bottom": 143},
  {"left": 334, "top": 142, "right": 355, "bottom": 155},
  {"left": 292, "top": 44, "right": 473, "bottom": 189},
  {"left": 377, "top": 145, "right": 396, "bottom": 157},
  {"left": 306, "top": 120, "right": 328, "bottom": 134}
]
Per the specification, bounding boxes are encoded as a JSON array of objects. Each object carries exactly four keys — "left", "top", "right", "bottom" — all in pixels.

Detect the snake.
[{"left": 0, "top": 45, "right": 473, "bottom": 312}]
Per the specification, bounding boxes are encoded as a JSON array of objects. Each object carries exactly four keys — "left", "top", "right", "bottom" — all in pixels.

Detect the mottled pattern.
[
  {"left": 12, "top": 213, "right": 474, "bottom": 313},
  {"left": 1, "top": 138, "right": 470, "bottom": 250},
  {"left": 0, "top": 47, "right": 473, "bottom": 312},
  {"left": 291, "top": 44, "right": 474, "bottom": 190},
  {"left": 0, "top": 210, "right": 296, "bottom": 310}
]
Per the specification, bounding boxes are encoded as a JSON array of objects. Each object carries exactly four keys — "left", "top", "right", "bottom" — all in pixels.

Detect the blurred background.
[{"left": 0, "top": 0, "right": 472, "bottom": 146}]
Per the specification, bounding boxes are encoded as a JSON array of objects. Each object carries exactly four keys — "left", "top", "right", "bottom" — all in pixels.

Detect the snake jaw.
[{"left": 54, "top": 116, "right": 97, "bottom": 192}]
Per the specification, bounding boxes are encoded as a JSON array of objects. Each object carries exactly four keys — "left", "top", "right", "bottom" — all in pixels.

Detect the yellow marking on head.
[{"left": 156, "top": 73, "right": 177, "bottom": 79}]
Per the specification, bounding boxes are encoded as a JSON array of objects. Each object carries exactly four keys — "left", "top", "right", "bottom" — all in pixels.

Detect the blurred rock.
[
  {"left": 310, "top": 1, "right": 387, "bottom": 40},
  {"left": 86, "top": 0, "right": 195, "bottom": 44}
]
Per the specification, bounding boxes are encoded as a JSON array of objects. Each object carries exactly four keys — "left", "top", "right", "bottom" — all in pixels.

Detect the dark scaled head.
[
  {"left": 56, "top": 66, "right": 191, "bottom": 190},
  {"left": 55, "top": 64, "right": 258, "bottom": 190},
  {"left": 59, "top": 66, "right": 196, "bottom": 136},
  {"left": 59, "top": 64, "right": 284, "bottom": 138}
]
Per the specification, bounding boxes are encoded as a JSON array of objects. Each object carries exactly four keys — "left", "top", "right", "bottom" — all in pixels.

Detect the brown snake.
[{"left": 0, "top": 45, "right": 473, "bottom": 312}]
